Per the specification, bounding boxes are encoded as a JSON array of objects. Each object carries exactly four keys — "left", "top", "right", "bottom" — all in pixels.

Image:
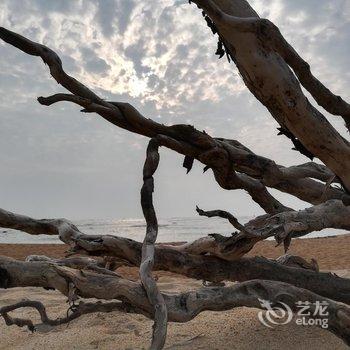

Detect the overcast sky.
[{"left": 0, "top": 0, "right": 349, "bottom": 220}]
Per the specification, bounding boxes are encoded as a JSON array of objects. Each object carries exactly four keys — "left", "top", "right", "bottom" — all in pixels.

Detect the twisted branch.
[
  {"left": 1, "top": 257, "right": 350, "bottom": 345},
  {"left": 1, "top": 26, "right": 349, "bottom": 214},
  {"left": 1, "top": 212, "right": 350, "bottom": 305},
  {"left": 140, "top": 139, "right": 167, "bottom": 349},
  {"left": 0, "top": 300, "right": 128, "bottom": 332}
]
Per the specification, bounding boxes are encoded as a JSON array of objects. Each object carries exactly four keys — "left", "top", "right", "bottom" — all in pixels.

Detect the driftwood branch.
[
  {"left": 0, "top": 207, "right": 80, "bottom": 244},
  {"left": 1, "top": 198, "right": 349, "bottom": 262},
  {"left": 193, "top": 0, "right": 350, "bottom": 129},
  {"left": 25, "top": 255, "right": 121, "bottom": 277},
  {"left": 1, "top": 256, "right": 350, "bottom": 345},
  {"left": 0, "top": 300, "right": 128, "bottom": 332},
  {"left": 1, "top": 26, "right": 349, "bottom": 214},
  {"left": 140, "top": 139, "right": 167, "bottom": 349},
  {"left": 1, "top": 1, "right": 350, "bottom": 347},
  {"left": 276, "top": 254, "right": 319, "bottom": 272},
  {"left": 1, "top": 211, "right": 350, "bottom": 305},
  {"left": 174, "top": 200, "right": 350, "bottom": 258},
  {"left": 196, "top": 206, "right": 246, "bottom": 232},
  {"left": 191, "top": 0, "right": 350, "bottom": 192}
]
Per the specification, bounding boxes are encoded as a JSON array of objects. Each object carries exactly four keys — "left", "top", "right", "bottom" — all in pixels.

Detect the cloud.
[
  {"left": 80, "top": 47, "right": 111, "bottom": 74},
  {"left": 95, "top": 0, "right": 136, "bottom": 37}
]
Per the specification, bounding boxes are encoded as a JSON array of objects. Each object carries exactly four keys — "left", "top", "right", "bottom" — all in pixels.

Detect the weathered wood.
[
  {"left": 25, "top": 255, "right": 121, "bottom": 277},
  {"left": 276, "top": 254, "right": 319, "bottom": 272},
  {"left": 1, "top": 213, "right": 350, "bottom": 305},
  {"left": 1, "top": 1, "right": 350, "bottom": 348},
  {"left": 1, "top": 27, "right": 349, "bottom": 213},
  {"left": 191, "top": 0, "right": 350, "bottom": 191},
  {"left": 2, "top": 198, "right": 349, "bottom": 261},
  {"left": 1, "top": 256, "right": 350, "bottom": 345},
  {"left": 140, "top": 140, "right": 167, "bottom": 349},
  {"left": 0, "top": 300, "right": 128, "bottom": 331}
]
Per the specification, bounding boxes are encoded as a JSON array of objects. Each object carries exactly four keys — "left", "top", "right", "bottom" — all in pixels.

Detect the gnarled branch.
[
  {"left": 1, "top": 257, "right": 350, "bottom": 345},
  {"left": 0, "top": 300, "right": 128, "bottom": 331},
  {"left": 191, "top": 0, "right": 350, "bottom": 191},
  {"left": 140, "top": 139, "right": 167, "bottom": 349},
  {"left": 2, "top": 26, "right": 349, "bottom": 214},
  {"left": 1, "top": 210, "right": 350, "bottom": 305}
]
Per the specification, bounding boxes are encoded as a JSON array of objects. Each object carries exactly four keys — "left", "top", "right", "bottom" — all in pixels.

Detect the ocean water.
[{"left": 0, "top": 216, "right": 347, "bottom": 244}]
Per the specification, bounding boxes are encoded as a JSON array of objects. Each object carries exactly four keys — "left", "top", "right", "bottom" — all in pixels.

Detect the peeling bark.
[{"left": 191, "top": 0, "right": 350, "bottom": 190}]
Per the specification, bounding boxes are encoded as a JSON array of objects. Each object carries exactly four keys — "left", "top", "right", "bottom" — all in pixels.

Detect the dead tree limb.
[
  {"left": 276, "top": 254, "right": 319, "bottom": 272},
  {"left": 191, "top": 0, "right": 350, "bottom": 191},
  {"left": 1, "top": 27, "right": 349, "bottom": 213},
  {"left": 1, "top": 257, "right": 350, "bottom": 345},
  {"left": 1, "top": 218, "right": 350, "bottom": 305},
  {"left": 1, "top": 198, "right": 349, "bottom": 262},
  {"left": 193, "top": 0, "right": 350, "bottom": 130},
  {"left": 1, "top": 1, "right": 350, "bottom": 347},
  {"left": 0, "top": 300, "right": 128, "bottom": 332},
  {"left": 194, "top": 199, "right": 350, "bottom": 254},
  {"left": 25, "top": 255, "right": 121, "bottom": 277},
  {"left": 140, "top": 139, "right": 168, "bottom": 349},
  {"left": 195, "top": 205, "right": 247, "bottom": 232}
]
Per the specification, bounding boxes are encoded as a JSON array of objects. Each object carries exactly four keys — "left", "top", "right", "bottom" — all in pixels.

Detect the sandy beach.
[{"left": 1, "top": 235, "right": 349, "bottom": 349}]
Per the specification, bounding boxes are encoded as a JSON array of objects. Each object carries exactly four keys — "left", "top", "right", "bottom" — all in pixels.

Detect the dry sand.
[{"left": 1, "top": 235, "right": 350, "bottom": 349}]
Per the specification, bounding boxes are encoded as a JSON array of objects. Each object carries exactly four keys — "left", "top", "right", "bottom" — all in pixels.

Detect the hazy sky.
[{"left": 0, "top": 0, "right": 349, "bottom": 220}]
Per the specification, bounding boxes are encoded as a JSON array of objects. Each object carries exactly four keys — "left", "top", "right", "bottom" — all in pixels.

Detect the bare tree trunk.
[{"left": 192, "top": 0, "right": 350, "bottom": 190}]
